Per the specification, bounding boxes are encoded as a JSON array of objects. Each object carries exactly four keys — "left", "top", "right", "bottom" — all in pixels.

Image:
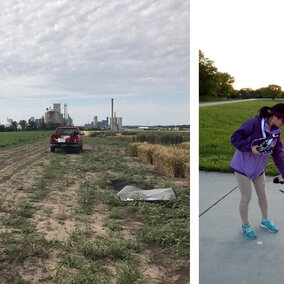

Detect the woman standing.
[{"left": 230, "top": 103, "right": 284, "bottom": 239}]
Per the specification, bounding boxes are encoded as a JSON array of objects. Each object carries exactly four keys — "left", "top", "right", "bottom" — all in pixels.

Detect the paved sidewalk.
[
  {"left": 199, "top": 171, "right": 284, "bottom": 284},
  {"left": 199, "top": 99, "right": 255, "bottom": 107}
]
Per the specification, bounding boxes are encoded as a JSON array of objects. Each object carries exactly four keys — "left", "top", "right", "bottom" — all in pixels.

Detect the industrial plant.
[
  {"left": 44, "top": 103, "right": 73, "bottom": 126},
  {"left": 0, "top": 99, "right": 125, "bottom": 131},
  {"left": 84, "top": 98, "right": 123, "bottom": 130}
]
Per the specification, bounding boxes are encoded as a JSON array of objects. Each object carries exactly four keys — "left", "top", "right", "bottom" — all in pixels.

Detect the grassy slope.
[{"left": 200, "top": 99, "right": 284, "bottom": 175}]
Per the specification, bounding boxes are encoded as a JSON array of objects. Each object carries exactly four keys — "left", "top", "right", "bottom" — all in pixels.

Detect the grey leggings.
[{"left": 235, "top": 172, "right": 268, "bottom": 225}]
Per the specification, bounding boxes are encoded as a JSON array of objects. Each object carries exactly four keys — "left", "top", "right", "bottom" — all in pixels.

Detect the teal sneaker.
[
  {"left": 242, "top": 224, "right": 257, "bottom": 240},
  {"left": 261, "top": 219, "right": 278, "bottom": 233}
]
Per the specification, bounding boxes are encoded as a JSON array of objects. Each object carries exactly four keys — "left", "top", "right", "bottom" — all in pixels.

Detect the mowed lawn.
[{"left": 199, "top": 99, "right": 284, "bottom": 176}]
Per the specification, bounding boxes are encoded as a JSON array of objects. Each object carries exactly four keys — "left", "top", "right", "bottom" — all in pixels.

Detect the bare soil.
[{"left": 0, "top": 141, "right": 189, "bottom": 283}]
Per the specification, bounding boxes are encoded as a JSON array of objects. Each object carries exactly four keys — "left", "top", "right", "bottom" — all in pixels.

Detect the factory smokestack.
[{"left": 111, "top": 98, "right": 114, "bottom": 131}]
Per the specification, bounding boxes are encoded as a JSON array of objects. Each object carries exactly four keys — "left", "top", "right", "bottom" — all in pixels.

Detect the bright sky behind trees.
[{"left": 197, "top": 0, "right": 284, "bottom": 91}]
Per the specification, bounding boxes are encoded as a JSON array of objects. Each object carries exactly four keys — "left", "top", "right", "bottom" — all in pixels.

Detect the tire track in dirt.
[
  {"left": 0, "top": 142, "right": 49, "bottom": 184},
  {"left": 31, "top": 144, "right": 108, "bottom": 242},
  {"left": 0, "top": 142, "right": 51, "bottom": 236}
]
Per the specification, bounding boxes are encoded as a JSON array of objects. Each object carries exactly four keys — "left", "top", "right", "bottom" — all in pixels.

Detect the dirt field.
[{"left": 0, "top": 137, "right": 189, "bottom": 283}]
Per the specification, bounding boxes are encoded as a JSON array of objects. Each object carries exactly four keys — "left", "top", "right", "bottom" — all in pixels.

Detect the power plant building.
[
  {"left": 109, "top": 115, "right": 122, "bottom": 131},
  {"left": 94, "top": 116, "right": 98, "bottom": 128},
  {"left": 44, "top": 103, "right": 73, "bottom": 126},
  {"left": 110, "top": 99, "right": 122, "bottom": 130}
]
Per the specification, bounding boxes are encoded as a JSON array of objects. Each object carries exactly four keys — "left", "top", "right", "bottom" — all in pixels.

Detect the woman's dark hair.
[{"left": 259, "top": 103, "right": 284, "bottom": 118}]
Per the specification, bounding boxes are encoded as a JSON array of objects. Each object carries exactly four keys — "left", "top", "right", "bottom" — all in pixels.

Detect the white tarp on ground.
[{"left": 117, "top": 185, "right": 176, "bottom": 201}]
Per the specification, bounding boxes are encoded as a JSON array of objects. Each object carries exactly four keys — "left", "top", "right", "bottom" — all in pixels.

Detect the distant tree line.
[
  {"left": 0, "top": 120, "right": 62, "bottom": 132},
  {"left": 199, "top": 50, "right": 283, "bottom": 100}
]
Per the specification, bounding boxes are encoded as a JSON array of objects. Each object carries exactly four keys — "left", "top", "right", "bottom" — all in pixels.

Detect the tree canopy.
[
  {"left": 261, "top": 84, "right": 283, "bottom": 100},
  {"left": 199, "top": 50, "right": 284, "bottom": 100},
  {"left": 199, "top": 50, "right": 236, "bottom": 98}
]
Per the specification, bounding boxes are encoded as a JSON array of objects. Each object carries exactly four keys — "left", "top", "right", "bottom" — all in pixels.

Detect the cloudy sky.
[
  {"left": 0, "top": 0, "right": 189, "bottom": 126},
  {"left": 197, "top": 0, "right": 284, "bottom": 91}
]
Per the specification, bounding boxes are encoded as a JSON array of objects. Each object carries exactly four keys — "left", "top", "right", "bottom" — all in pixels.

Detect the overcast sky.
[
  {"left": 197, "top": 0, "right": 284, "bottom": 91},
  {"left": 0, "top": 0, "right": 189, "bottom": 126}
]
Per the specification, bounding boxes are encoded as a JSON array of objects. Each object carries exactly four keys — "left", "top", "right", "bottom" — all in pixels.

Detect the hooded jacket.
[{"left": 230, "top": 115, "right": 284, "bottom": 179}]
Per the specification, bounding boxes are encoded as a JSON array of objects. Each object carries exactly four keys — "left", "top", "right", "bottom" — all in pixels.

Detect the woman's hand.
[{"left": 252, "top": 145, "right": 262, "bottom": 155}]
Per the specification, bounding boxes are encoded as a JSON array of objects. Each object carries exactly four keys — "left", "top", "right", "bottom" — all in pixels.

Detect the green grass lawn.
[
  {"left": 199, "top": 99, "right": 284, "bottom": 176},
  {"left": 0, "top": 130, "right": 52, "bottom": 149}
]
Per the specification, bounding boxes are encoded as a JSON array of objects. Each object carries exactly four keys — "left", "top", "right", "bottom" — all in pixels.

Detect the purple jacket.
[{"left": 230, "top": 115, "right": 284, "bottom": 179}]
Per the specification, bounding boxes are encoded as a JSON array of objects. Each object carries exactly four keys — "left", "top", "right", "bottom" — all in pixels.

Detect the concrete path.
[
  {"left": 199, "top": 171, "right": 284, "bottom": 284},
  {"left": 199, "top": 99, "right": 256, "bottom": 107}
]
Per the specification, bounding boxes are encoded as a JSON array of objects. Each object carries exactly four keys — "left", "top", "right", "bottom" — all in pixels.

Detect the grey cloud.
[{"left": 0, "top": 0, "right": 189, "bottom": 124}]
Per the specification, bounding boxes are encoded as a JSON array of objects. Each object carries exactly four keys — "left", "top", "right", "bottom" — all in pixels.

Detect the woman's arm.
[{"left": 231, "top": 118, "right": 256, "bottom": 152}]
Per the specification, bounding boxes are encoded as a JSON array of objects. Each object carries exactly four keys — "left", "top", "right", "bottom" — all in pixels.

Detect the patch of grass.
[
  {"left": 61, "top": 262, "right": 111, "bottom": 284},
  {"left": 30, "top": 155, "right": 69, "bottom": 202},
  {"left": 0, "top": 130, "right": 52, "bottom": 150},
  {"left": 53, "top": 228, "right": 143, "bottom": 282},
  {"left": 103, "top": 153, "right": 128, "bottom": 171},
  {"left": 0, "top": 232, "right": 51, "bottom": 264},
  {"left": 17, "top": 201, "right": 36, "bottom": 218},
  {"left": 133, "top": 202, "right": 168, "bottom": 225},
  {"left": 116, "top": 262, "right": 145, "bottom": 284},
  {"left": 59, "top": 251, "right": 83, "bottom": 269},
  {"left": 75, "top": 151, "right": 99, "bottom": 173},
  {"left": 43, "top": 207, "right": 53, "bottom": 215},
  {"left": 121, "top": 164, "right": 148, "bottom": 179},
  {"left": 62, "top": 177, "right": 75, "bottom": 187},
  {"left": 70, "top": 227, "right": 93, "bottom": 243},
  {"left": 108, "top": 207, "right": 123, "bottom": 219},
  {"left": 1, "top": 202, "right": 36, "bottom": 232},
  {"left": 104, "top": 219, "right": 123, "bottom": 232},
  {"left": 77, "top": 181, "right": 97, "bottom": 214},
  {"left": 85, "top": 136, "right": 128, "bottom": 148},
  {"left": 80, "top": 235, "right": 141, "bottom": 261},
  {"left": 129, "top": 185, "right": 189, "bottom": 258},
  {"left": 140, "top": 219, "right": 190, "bottom": 257},
  {"left": 100, "top": 191, "right": 122, "bottom": 207},
  {"left": 95, "top": 173, "right": 109, "bottom": 189},
  {"left": 30, "top": 178, "right": 46, "bottom": 202}
]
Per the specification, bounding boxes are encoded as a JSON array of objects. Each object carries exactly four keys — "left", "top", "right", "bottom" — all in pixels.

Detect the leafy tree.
[
  {"left": 251, "top": 88, "right": 265, "bottom": 98},
  {"left": 262, "top": 84, "right": 283, "bottom": 100},
  {"left": 217, "top": 72, "right": 235, "bottom": 97},
  {"left": 46, "top": 122, "right": 60, "bottom": 130},
  {"left": 11, "top": 121, "right": 17, "bottom": 131},
  {"left": 199, "top": 50, "right": 236, "bottom": 98},
  {"left": 199, "top": 50, "right": 219, "bottom": 97},
  {"left": 237, "top": 88, "right": 252, "bottom": 99},
  {"left": 39, "top": 122, "right": 46, "bottom": 130},
  {"left": 19, "top": 120, "right": 27, "bottom": 130},
  {"left": 27, "top": 117, "right": 37, "bottom": 130}
]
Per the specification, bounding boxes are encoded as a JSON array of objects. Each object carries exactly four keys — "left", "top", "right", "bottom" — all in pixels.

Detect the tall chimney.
[{"left": 111, "top": 98, "right": 114, "bottom": 131}]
